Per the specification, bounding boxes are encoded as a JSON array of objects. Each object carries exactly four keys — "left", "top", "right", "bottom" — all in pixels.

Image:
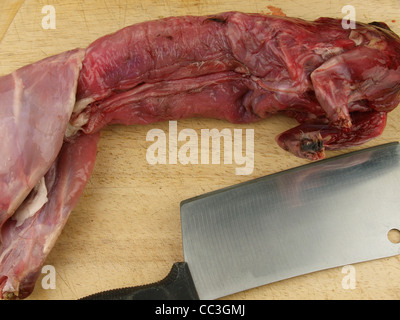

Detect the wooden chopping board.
[{"left": 1, "top": 0, "right": 400, "bottom": 300}]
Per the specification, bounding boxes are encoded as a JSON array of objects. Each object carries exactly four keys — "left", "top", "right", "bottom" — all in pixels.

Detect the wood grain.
[
  {"left": 0, "top": 0, "right": 24, "bottom": 43},
  {"left": 1, "top": 0, "right": 400, "bottom": 300}
]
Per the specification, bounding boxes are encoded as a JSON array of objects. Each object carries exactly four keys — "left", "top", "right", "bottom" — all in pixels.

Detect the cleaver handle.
[{"left": 79, "top": 262, "right": 199, "bottom": 300}]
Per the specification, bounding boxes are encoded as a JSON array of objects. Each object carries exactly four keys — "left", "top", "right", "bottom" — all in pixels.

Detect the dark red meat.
[{"left": 71, "top": 12, "right": 400, "bottom": 160}]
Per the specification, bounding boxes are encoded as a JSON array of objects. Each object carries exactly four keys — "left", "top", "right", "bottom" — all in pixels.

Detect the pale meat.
[{"left": 0, "top": 49, "right": 85, "bottom": 228}]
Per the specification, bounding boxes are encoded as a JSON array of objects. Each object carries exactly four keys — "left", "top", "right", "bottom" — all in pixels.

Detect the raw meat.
[
  {"left": 0, "top": 132, "right": 99, "bottom": 300},
  {"left": 72, "top": 13, "right": 400, "bottom": 160},
  {"left": 1, "top": 12, "right": 400, "bottom": 299},
  {"left": 0, "top": 49, "right": 85, "bottom": 229},
  {"left": 0, "top": 49, "right": 89, "bottom": 299}
]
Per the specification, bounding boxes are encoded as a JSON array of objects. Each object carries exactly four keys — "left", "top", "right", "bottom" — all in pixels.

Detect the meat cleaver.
[{"left": 81, "top": 142, "right": 400, "bottom": 300}]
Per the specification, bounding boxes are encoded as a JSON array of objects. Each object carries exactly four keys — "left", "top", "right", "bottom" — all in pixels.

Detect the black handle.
[{"left": 79, "top": 262, "right": 199, "bottom": 300}]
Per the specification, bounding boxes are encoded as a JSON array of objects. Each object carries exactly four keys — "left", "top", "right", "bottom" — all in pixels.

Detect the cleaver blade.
[{"left": 81, "top": 142, "right": 400, "bottom": 300}]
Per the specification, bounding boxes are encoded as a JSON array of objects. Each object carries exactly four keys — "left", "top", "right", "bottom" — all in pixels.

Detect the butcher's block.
[{"left": 1, "top": 0, "right": 400, "bottom": 300}]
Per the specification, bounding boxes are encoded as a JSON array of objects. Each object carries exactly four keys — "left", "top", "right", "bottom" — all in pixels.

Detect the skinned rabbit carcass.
[{"left": 1, "top": 12, "right": 400, "bottom": 299}]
